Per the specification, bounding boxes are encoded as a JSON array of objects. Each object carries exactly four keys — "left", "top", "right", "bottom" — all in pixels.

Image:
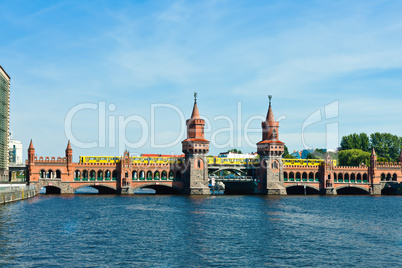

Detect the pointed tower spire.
[
  {"left": 66, "top": 140, "right": 72, "bottom": 150},
  {"left": 266, "top": 95, "right": 275, "bottom": 123},
  {"left": 29, "top": 139, "right": 34, "bottom": 149},
  {"left": 28, "top": 139, "right": 35, "bottom": 163},
  {"left": 371, "top": 148, "right": 376, "bottom": 156},
  {"left": 191, "top": 92, "right": 200, "bottom": 119},
  {"left": 259, "top": 95, "right": 281, "bottom": 143},
  {"left": 66, "top": 140, "right": 73, "bottom": 164}
]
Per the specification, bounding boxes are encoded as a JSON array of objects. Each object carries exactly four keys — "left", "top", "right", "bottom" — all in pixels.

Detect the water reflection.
[{"left": 0, "top": 195, "right": 400, "bottom": 267}]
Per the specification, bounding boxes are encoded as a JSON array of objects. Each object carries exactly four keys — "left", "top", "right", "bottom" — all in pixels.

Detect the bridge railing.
[{"left": 0, "top": 184, "right": 34, "bottom": 192}]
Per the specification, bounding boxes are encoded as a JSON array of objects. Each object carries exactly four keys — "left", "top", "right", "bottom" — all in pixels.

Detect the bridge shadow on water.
[
  {"left": 134, "top": 186, "right": 182, "bottom": 195},
  {"left": 286, "top": 186, "right": 320, "bottom": 195},
  {"left": 74, "top": 186, "right": 117, "bottom": 194},
  {"left": 39, "top": 186, "right": 187, "bottom": 195},
  {"left": 381, "top": 187, "right": 398, "bottom": 195},
  {"left": 39, "top": 185, "right": 396, "bottom": 195},
  {"left": 40, "top": 186, "right": 61, "bottom": 194}
]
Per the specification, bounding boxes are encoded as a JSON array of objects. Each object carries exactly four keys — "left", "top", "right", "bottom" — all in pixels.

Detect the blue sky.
[{"left": 1, "top": 0, "right": 402, "bottom": 161}]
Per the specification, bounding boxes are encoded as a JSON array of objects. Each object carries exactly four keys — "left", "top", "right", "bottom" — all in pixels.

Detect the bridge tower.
[
  {"left": 28, "top": 139, "right": 35, "bottom": 163},
  {"left": 181, "top": 93, "right": 210, "bottom": 195},
  {"left": 119, "top": 151, "right": 134, "bottom": 194},
  {"left": 369, "top": 148, "right": 381, "bottom": 195},
  {"left": 324, "top": 155, "right": 336, "bottom": 195},
  {"left": 256, "top": 96, "right": 286, "bottom": 195},
  {"left": 27, "top": 140, "right": 35, "bottom": 184},
  {"left": 65, "top": 140, "right": 73, "bottom": 175}
]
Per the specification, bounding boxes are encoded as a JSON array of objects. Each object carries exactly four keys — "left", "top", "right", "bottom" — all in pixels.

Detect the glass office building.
[{"left": 0, "top": 65, "right": 10, "bottom": 182}]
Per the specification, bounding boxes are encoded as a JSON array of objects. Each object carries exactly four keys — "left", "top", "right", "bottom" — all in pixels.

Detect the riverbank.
[{"left": 0, "top": 184, "right": 37, "bottom": 204}]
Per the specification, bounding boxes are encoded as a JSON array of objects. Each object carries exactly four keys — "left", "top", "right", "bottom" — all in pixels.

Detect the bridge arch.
[
  {"left": 97, "top": 170, "right": 103, "bottom": 180},
  {"left": 381, "top": 185, "right": 398, "bottom": 195},
  {"left": 105, "top": 170, "right": 111, "bottom": 180},
  {"left": 363, "top": 173, "right": 368, "bottom": 182},
  {"left": 133, "top": 183, "right": 182, "bottom": 194},
  {"left": 338, "top": 173, "right": 343, "bottom": 182},
  {"left": 40, "top": 169, "right": 46, "bottom": 178},
  {"left": 73, "top": 184, "right": 117, "bottom": 194},
  {"left": 392, "top": 173, "right": 397, "bottom": 181},
  {"left": 285, "top": 184, "right": 320, "bottom": 195},
  {"left": 289, "top": 172, "right": 294, "bottom": 181},
  {"left": 315, "top": 172, "right": 320, "bottom": 182},
  {"left": 42, "top": 185, "right": 61, "bottom": 194},
  {"left": 56, "top": 170, "right": 61, "bottom": 178},
  {"left": 132, "top": 170, "right": 138, "bottom": 180},
  {"left": 90, "top": 170, "right": 96, "bottom": 180},
  {"left": 210, "top": 168, "right": 247, "bottom": 176},
  {"left": 335, "top": 185, "right": 369, "bottom": 195}
]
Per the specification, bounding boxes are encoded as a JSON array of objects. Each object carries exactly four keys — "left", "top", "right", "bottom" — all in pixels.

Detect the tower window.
[
  {"left": 271, "top": 160, "right": 279, "bottom": 170},
  {"left": 272, "top": 129, "right": 277, "bottom": 139}
]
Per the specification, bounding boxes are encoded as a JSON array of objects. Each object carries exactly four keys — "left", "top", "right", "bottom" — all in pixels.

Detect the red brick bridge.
[{"left": 27, "top": 96, "right": 402, "bottom": 195}]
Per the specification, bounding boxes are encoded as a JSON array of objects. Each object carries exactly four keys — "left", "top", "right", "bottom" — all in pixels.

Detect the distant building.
[
  {"left": 0, "top": 65, "right": 10, "bottom": 182},
  {"left": 291, "top": 151, "right": 301, "bottom": 159},
  {"left": 9, "top": 134, "right": 23, "bottom": 164},
  {"left": 290, "top": 148, "right": 337, "bottom": 159},
  {"left": 301, "top": 149, "right": 314, "bottom": 159}
]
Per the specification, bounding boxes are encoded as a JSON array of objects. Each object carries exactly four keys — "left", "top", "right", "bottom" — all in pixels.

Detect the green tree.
[
  {"left": 338, "top": 149, "right": 371, "bottom": 166},
  {"left": 283, "top": 145, "right": 296, "bottom": 159},
  {"left": 228, "top": 148, "right": 242, "bottom": 154},
  {"left": 315, "top": 148, "right": 326, "bottom": 155},
  {"left": 306, "top": 153, "right": 318, "bottom": 159},
  {"left": 340, "top": 133, "right": 370, "bottom": 151},
  {"left": 370, "top": 132, "right": 402, "bottom": 162},
  {"left": 377, "top": 156, "right": 389, "bottom": 163}
]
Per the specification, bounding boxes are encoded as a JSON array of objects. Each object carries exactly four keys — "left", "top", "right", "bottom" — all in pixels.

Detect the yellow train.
[
  {"left": 79, "top": 156, "right": 120, "bottom": 163},
  {"left": 206, "top": 157, "right": 336, "bottom": 166},
  {"left": 79, "top": 156, "right": 183, "bottom": 165},
  {"left": 79, "top": 156, "right": 336, "bottom": 167},
  {"left": 282, "top": 158, "right": 337, "bottom": 166}
]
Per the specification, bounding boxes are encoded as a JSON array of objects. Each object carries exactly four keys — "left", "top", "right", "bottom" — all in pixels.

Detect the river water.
[{"left": 0, "top": 195, "right": 400, "bottom": 267}]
